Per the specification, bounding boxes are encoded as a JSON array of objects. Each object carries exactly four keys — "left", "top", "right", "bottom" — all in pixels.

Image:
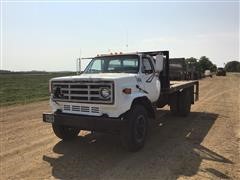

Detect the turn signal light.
[{"left": 122, "top": 88, "right": 131, "bottom": 94}]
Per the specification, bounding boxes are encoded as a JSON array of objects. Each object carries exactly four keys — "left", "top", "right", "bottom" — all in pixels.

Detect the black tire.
[
  {"left": 170, "top": 93, "right": 179, "bottom": 115},
  {"left": 121, "top": 105, "right": 148, "bottom": 152},
  {"left": 170, "top": 90, "right": 191, "bottom": 117},
  {"left": 52, "top": 124, "right": 80, "bottom": 140},
  {"left": 178, "top": 90, "right": 191, "bottom": 117}
]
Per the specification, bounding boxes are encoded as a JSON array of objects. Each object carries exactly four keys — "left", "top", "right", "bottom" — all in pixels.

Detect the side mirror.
[{"left": 155, "top": 55, "right": 164, "bottom": 73}]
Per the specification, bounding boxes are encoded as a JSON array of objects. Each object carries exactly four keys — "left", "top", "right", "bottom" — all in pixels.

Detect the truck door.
[{"left": 140, "top": 55, "right": 161, "bottom": 102}]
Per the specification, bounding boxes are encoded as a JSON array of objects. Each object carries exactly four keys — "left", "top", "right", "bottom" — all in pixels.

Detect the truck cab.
[{"left": 43, "top": 51, "right": 199, "bottom": 151}]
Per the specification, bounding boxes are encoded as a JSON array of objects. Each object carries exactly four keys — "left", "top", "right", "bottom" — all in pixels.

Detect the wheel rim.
[{"left": 134, "top": 115, "right": 146, "bottom": 143}]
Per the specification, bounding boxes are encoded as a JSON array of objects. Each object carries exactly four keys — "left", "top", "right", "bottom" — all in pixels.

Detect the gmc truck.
[{"left": 43, "top": 51, "right": 199, "bottom": 151}]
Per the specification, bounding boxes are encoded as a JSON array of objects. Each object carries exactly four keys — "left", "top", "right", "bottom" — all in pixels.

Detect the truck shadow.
[{"left": 43, "top": 111, "right": 232, "bottom": 179}]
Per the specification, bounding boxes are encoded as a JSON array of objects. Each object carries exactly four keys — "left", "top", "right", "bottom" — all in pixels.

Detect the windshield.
[{"left": 84, "top": 55, "right": 139, "bottom": 74}]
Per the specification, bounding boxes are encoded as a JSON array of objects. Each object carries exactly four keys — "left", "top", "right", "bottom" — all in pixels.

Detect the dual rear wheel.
[{"left": 170, "top": 89, "right": 192, "bottom": 116}]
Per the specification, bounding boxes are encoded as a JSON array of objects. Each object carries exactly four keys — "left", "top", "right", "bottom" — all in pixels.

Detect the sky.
[{"left": 0, "top": 1, "right": 239, "bottom": 71}]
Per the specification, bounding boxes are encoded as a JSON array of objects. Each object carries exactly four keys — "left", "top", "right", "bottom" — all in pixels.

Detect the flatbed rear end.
[
  {"left": 169, "top": 80, "right": 199, "bottom": 101},
  {"left": 157, "top": 80, "right": 199, "bottom": 116}
]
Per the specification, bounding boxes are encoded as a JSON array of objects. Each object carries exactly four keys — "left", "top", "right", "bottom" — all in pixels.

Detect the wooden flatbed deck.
[{"left": 164, "top": 80, "right": 199, "bottom": 101}]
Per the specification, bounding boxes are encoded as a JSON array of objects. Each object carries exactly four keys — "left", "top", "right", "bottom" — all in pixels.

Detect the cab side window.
[{"left": 142, "top": 57, "right": 154, "bottom": 74}]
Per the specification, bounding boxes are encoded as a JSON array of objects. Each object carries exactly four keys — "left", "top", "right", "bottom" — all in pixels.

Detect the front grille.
[
  {"left": 52, "top": 81, "right": 114, "bottom": 104},
  {"left": 63, "top": 105, "right": 71, "bottom": 111},
  {"left": 63, "top": 104, "right": 100, "bottom": 114}
]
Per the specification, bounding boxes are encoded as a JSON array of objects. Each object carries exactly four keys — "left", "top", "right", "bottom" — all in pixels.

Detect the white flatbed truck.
[{"left": 43, "top": 51, "right": 199, "bottom": 151}]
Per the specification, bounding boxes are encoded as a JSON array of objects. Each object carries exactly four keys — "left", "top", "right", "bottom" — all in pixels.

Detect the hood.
[{"left": 51, "top": 73, "right": 137, "bottom": 82}]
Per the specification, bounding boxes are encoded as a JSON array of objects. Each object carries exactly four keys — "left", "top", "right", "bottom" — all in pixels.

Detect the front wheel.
[
  {"left": 52, "top": 124, "right": 80, "bottom": 140},
  {"left": 121, "top": 105, "right": 148, "bottom": 152}
]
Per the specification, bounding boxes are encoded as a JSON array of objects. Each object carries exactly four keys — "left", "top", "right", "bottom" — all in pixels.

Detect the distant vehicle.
[
  {"left": 169, "top": 58, "right": 188, "bottom": 80},
  {"left": 216, "top": 67, "right": 226, "bottom": 76},
  {"left": 204, "top": 70, "right": 212, "bottom": 78}
]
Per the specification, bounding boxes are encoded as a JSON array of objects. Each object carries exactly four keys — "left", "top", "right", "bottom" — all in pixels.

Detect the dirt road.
[{"left": 1, "top": 73, "right": 239, "bottom": 179}]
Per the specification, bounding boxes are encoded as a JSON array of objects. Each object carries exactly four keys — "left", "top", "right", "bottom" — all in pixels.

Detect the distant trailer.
[{"left": 169, "top": 58, "right": 188, "bottom": 80}]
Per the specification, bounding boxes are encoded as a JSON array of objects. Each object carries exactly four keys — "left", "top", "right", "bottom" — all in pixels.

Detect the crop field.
[{"left": 0, "top": 72, "right": 75, "bottom": 106}]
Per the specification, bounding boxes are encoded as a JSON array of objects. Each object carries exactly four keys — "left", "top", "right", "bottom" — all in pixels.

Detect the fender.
[{"left": 130, "top": 96, "right": 155, "bottom": 119}]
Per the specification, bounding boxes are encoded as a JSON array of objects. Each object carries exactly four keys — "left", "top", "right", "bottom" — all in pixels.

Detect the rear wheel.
[
  {"left": 170, "top": 89, "right": 191, "bottom": 117},
  {"left": 121, "top": 105, "right": 148, "bottom": 152},
  {"left": 178, "top": 90, "right": 191, "bottom": 116},
  {"left": 52, "top": 124, "right": 80, "bottom": 140},
  {"left": 170, "top": 93, "right": 179, "bottom": 115}
]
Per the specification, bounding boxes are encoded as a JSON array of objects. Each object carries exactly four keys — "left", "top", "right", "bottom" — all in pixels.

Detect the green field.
[{"left": 0, "top": 72, "right": 75, "bottom": 106}]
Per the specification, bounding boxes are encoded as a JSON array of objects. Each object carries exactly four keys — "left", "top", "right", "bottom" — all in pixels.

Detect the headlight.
[{"left": 100, "top": 87, "right": 111, "bottom": 98}]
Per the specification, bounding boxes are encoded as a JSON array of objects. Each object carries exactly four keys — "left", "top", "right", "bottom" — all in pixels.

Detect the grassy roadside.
[{"left": 0, "top": 72, "right": 75, "bottom": 106}]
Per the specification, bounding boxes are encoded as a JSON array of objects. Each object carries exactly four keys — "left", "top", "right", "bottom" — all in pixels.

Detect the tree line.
[{"left": 185, "top": 56, "right": 240, "bottom": 73}]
